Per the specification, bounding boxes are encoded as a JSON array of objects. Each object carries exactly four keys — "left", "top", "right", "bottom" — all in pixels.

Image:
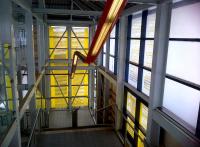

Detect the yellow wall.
[{"left": 49, "top": 26, "right": 89, "bottom": 108}]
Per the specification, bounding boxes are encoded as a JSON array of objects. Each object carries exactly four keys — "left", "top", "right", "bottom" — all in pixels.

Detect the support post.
[
  {"left": 25, "top": 11, "right": 36, "bottom": 125},
  {"left": 115, "top": 16, "right": 128, "bottom": 130},
  {"left": 146, "top": 2, "right": 172, "bottom": 146},
  {"left": 68, "top": 26, "right": 72, "bottom": 110},
  {"left": 0, "top": 0, "right": 21, "bottom": 146}
]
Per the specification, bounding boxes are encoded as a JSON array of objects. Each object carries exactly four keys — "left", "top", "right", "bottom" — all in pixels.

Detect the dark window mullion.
[
  {"left": 137, "top": 10, "right": 148, "bottom": 91},
  {"left": 114, "top": 21, "right": 119, "bottom": 75},
  {"left": 125, "top": 15, "right": 133, "bottom": 82}
]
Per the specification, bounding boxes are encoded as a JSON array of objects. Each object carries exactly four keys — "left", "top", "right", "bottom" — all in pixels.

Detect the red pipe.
[{"left": 70, "top": 0, "right": 127, "bottom": 77}]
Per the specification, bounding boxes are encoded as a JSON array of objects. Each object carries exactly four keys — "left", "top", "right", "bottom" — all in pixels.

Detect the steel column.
[
  {"left": 68, "top": 27, "right": 72, "bottom": 110},
  {"left": 25, "top": 12, "right": 36, "bottom": 126},
  {"left": 115, "top": 16, "right": 128, "bottom": 130},
  {"left": 146, "top": 2, "right": 172, "bottom": 146}
]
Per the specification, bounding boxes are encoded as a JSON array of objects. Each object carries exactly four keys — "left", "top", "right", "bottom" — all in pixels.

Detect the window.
[
  {"left": 124, "top": 90, "right": 148, "bottom": 147},
  {"left": 49, "top": 26, "right": 89, "bottom": 108},
  {"left": 102, "top": 43, "right": 106, "bottom": 67},
  {"left": 108, "top": 23, "right": 119, "bottom": 74},
  {"left": 126, "top": 10, "right": 156, "bottom": 96},
  {"left": 162, "top": 2, "right": 200, "bottom": 134}
]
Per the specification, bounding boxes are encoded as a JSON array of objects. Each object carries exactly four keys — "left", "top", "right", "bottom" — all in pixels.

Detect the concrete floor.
[{"left": 36, "top": 129, "right": 123, "bottom": 147}]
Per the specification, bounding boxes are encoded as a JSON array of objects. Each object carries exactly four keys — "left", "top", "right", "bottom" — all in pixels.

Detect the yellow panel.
[
  {"left": 49, "top": 38, "right": 68, "bottom": 49},
  {"left": 127, "top": 117, "right": 135, "bottom": 138},
  {"left": 139, "top": 103, "right": 148, "bottom": 130},
  {"left": 50, "top": 63, "right": 68, "bottom": 67},
  {"left": 49, "top": 26, "right": 68, "bottom": 37},
  {"left": 36, "top": 90, "right": 46, "bottom": 109},
  {"left": 71, "top": 38, "right": 89, "bottom": 49},
  {"left": 77, "top": 62, "right": 89, "bottom": 67},
  {"left": 51, "top": 98, "right": 68, "bottom": 108},
  {"left": 72, "top": 97, "right": 88, "bottom": 107},
  {"left": 71, "top": 27, "right": 89, "bottom": 38},
  {"left": 71, "top": 49, "right": 88, "bottom": 57},
  {"left": 137, "top": 130, "right": 145, "bottom": 147},
  {"left": 126, "top": 92, "right": 136, "bottom": 117},
  {"left": 72, "top": 86, "right": 88, "bottom": 96},
  {"left": 5, "top": 75, "right": 13, "bottom": 110},
  {"left": 72, "top": 74, "right": 88, "bottom": 85},
  {"left": 49, "top": 49, "right": 68, "bottom": 59},
  {"left": 51, "top": 70, "right": 68, "bottom": 74},
  {"left": 4, "top": 47, "right": 10, "bottom": 59}
]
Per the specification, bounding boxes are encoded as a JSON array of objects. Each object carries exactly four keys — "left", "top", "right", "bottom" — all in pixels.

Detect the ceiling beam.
[
  {"left": 122, "top": 4, "right": 151, "bottom": 16},
  {"left": 47, "top": 20, "right": 96, "bottom": 26},
  {"left": 32, "top": 8, "right": 102, "bottom": 16},
  {"left": 12, "top": 0, "right": 44, "bottom": 22},
  {"left": 85, "top": 0, "right": 158, "bottom": 5}
]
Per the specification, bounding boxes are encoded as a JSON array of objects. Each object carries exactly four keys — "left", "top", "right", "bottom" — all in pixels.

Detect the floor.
[{"left": 36, "top": 129, "right": 123, "bottom": 147}]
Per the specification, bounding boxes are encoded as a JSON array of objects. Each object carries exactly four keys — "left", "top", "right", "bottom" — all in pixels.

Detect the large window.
[
  {"left": 162, "top": 2, "right": 200, "bottom": 135},
  {"left": 102, "top": 43, "right": 106, "bottom": 67},
  {"left": 124, "top": 90, "right": 148, "bottom": 147},
  {"left": 109, "top": 23, "right": 119, "bottom": 74},
  {"left": 102, "top": 23, "right": 119, "bottom": 75},
  {"left": 49, "top": 26, "right": 89, "bottom": 108},
  {"left": 126, "top": 10, "right": 156, "bottom": 96}
]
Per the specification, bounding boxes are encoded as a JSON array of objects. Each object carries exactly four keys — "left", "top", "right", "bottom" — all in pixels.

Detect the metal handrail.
[{"left": 27, "top": 108, "right": 41, "bottom": 147}]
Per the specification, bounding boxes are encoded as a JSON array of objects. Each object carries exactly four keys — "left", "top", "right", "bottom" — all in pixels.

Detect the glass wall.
[
  {"left": 163, "top": 2, "right": 200, "bottom": 134},
  {"left": 124, "top": 90, "right": 148, "bottom": 147},
  {"left": 101, "top": 23, "right": 119, "bottom": 75},
  {"left": 109, "top": 23, "right": 119, "bottom": 74},
  {"left": 49, "top": 26, "right": 89, "bottom": 108},
  {"left": 126, "top": 9, "right": 156, "bottom": 96}
]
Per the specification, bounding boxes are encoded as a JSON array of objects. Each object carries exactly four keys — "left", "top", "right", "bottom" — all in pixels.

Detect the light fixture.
[{"left": 70, "top": 0, "right": 127, "bottom": 78}]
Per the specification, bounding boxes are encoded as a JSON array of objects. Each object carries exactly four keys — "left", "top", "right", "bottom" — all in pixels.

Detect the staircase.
[{"left": 35, "top": 126, "right": 123, "bottom": 147}]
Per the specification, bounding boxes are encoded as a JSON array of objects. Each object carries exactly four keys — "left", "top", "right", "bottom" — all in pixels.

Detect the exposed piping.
[{"left": 70, "top": 0, "right": 127, "bottom": 78}]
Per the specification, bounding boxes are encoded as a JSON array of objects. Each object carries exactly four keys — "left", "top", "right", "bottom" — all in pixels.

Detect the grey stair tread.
[{"left": 36, "top": 129, "right": 123, "bottom": 147}]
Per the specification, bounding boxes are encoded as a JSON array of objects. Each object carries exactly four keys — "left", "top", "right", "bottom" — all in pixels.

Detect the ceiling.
[{"left": 31, "top": 0, "right": 136, "bottom": 21}]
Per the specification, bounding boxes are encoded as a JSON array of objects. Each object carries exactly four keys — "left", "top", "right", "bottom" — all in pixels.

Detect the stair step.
[{"left": 39, "top": 125, "right": 114, "bottom": 135}]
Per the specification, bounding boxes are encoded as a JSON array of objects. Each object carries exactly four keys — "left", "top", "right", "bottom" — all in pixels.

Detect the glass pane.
[
  {"left": 139, "top": 103, "right": 148, "bottom": 130},
  {"left": 103, "top": 43, "right": 106, "bottom": 53},
  {"left": 127, "top": 117, "right": 135, "bottom": 138},
  {"left": 72, "top": 97, "right": 88, "bottom": 107},
  {"left": 170, "top": 2, "right": 200, "bottom": 38},
  {"left": 49, "top": 38, "right": 68, "bottom": 48},
  {"left": 131, "top": 16, "right": 142, "bottom": 38},
  {"left": 49, "top": 26, "right": 67, "bottom": 37},
  {"left": 103, "top": 54, "right": 106, "bottom": 67},
  {"left": 109, "top": 56, "right": 115, "bottom": 72},
  {"left": 128, "top": 64, "right": 138, "bottom": 88},
  {"left": 137, "top": 130, "right": 145, "bottom": 147},
  {"left": 144, "top": 40, "right": 154, "bottom": 68},
  {"left": 49, "top": 49, "right": 68, "bottom": 59},
  {"left": 71, "top": 27, "right": 89, "bottom": 37},
  {"left": 146, "top": 13, "right": 156, "bottom": 38},
  {"left": 72, "top": 74, "right": 88, "bottom": 85},
  {"left": 110, "top": 25, "right": 116, "bottom": 38},
  {"left": 163, "top": 78, "right": 200, "bottom": 130},
  {"left": 129, "top": 40, "right": 140, "bottom": 63},
  {"left": 142, "top": 70, "right": 151, "bottom": 96},
  {"left": 51, "top": 99, "right": 68, "bottom": 108},
  {"left": 72, "top": 86, "right": 88, "bottom": 96},
  {"left": 166, "top": 41, "right": 200, "bottom": 85},
  {"left": 110, "top": 39, "right": 115, "bottom": 56},
  {"left": 126, "top": 92, "right": 136, "bottom": 117},
  {"left": 71, "top": 38, "right": 89, "bottom": 48}
]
